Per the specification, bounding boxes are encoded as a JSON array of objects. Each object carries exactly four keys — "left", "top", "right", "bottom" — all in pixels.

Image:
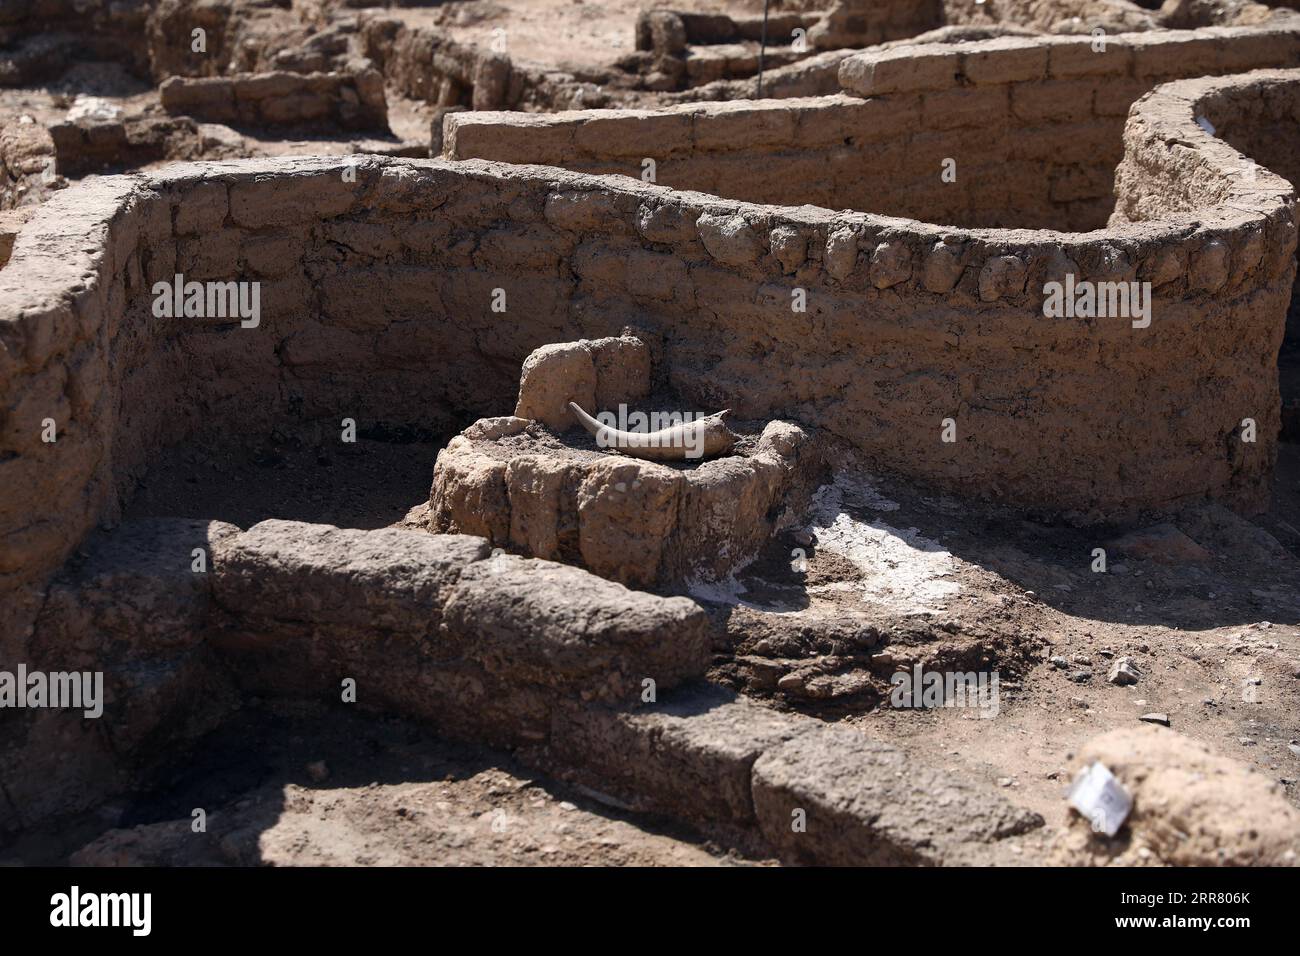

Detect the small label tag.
[{"left": 1068, "top": 761, "right": 1132, "bottom": 837}]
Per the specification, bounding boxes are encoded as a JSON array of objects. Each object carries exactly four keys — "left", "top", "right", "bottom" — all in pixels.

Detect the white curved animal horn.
[{"left": 567, "top": 402, "right": 738, "bottom": 462}]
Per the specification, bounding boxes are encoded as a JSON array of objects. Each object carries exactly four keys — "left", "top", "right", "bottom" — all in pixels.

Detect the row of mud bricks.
[{"left": 6, "top": 516, "right": 1042, "bottom": 863}]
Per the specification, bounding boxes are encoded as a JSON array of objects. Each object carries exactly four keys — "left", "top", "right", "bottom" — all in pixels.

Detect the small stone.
[
  {"left": 997, "top": 777, "right": 1013, "bottom": 788},
  {"left": 1108, "top": 657, "right": 1142, "bottom": 686},
  {"left": 869, "top": 241, "right": 913, "bottom": 289},
  {"left": 1288, "top": 743, "right": 1300, "bottom": 759},
  {"left": 1138, "top": 712, "right": 1171, "bottom": 727},
  {"left": 1050, "top": 656, "right": 1069, "bottom": 669},
  {"left": 697, "top": 213, "right": 761, "bottom": 266},
  {"left": 1068, "top": 670, "right": 1093, "bottom": 683},
  {"left": 824, "top": 226, "right": 859, "bottom": 280},
  {"left": 1240, "top": 737, "right": 1257, "bottom": 747},
  {"left": 792, "top": 529, "right": 814, "bottom": 547},
  {"left": 777, "top": 673, "right": 806, "bottom": 693}
]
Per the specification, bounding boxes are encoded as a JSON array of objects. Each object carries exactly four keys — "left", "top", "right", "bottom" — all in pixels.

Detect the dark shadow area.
[{"left": 122, "top": 423, "right": 450, "bottom": 531}]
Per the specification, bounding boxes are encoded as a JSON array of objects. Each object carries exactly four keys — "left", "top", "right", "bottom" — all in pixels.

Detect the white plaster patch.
[{"left": 806, "top": 472, "right": 960, "bottom": 615}]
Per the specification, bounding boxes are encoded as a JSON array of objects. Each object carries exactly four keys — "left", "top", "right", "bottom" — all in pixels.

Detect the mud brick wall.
[
  {"left": 0, "top": 0, "right": 153, "bottom": 84},
  {"left": 0, "top": 0, "right": 310, "bottom": 85},
  {"left": 160, "top": 69, "right": 388, "bottom": 132},
  {"left": 809, "top": 0, "right": 948, "bottom": 49},
  {"left": 1114, "top": 68, "right": 1300, "bottom": 338},
  {"left": 639, "top": 1, "right": 943, "bottom": 57},
  {"left": 359, "top": 16, "right": 588, "bottom": 113},
  {"left": 448, "top": 27, "right": 1300, "bottom": 231},
  {"left": 0, "top": 122, "right": 1293, "bottom": 649},
  {"left": 0, "top": 120, "right": 56, "bottom": 209}
]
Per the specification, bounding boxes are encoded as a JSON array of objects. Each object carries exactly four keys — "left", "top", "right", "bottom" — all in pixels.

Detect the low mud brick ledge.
[
  {"left": 1, "top": 516, "right": 713, "bottom": 833},
  {"left": 550, "top": 682, "right": 1046, "bottom": 866}
]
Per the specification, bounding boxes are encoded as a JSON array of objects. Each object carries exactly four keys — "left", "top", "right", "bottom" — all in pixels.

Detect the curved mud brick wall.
[
  {"left": 1114, "top": 67, "right": 1300, "bottom": 340},
  {"left": 446, "top": 26, "right": 1300, "bottom": 231},
  {"left": 0, "top": 133, "right": 1292, "bottom": 638}
]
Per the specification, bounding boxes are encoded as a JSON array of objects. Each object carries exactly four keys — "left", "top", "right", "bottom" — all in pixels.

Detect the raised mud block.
[
  {"left": 513, "top": 340, "right": 598, "bottom": 432},
  {"left": 963, "top": 37, "right": 1048, "bottom": 86},
  {"left": 429, "top": 417, "right": 824, "bottom": 588},
  {"left": 439, "top": 554, "right": 713, "bottom": 706},
  {"left": 838, "top": 46, "right": 959, "bottom": 97},
  {"left": 588, "top": 335, "right": 652, "bottom": 409},
  {"left": 752, "top": 723, "right": 1044, "bottom": 866},
  {"left": 576, "top": 457, "right": 682, "bottom": 587},
  {"left": 206, "top": 520, "right": 710, "bottom": 743},
  {"left": 428, "top": 423, "right": 520, "bottom": 544},
  {"left": 162, "top": 70, "right": 388, "bottom": 132},
  {"left": 551, "top": 683, "right": 814, "bottom": 826},
  {"left": 446, "top": 112, "right": 578, "bottom": 165},
  {"left": 212, "top": 519, "right": 491, "bottom": 635}
]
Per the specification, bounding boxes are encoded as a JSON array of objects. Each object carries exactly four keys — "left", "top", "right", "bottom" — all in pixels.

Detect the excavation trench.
[{"left": 3, "top": 62, "right": 1300, "bottom": 857}]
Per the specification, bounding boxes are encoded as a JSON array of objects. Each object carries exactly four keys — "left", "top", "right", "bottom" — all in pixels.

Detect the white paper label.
[{"left": 1068, "top": 761, "right": 1133, "bottom": 838}]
